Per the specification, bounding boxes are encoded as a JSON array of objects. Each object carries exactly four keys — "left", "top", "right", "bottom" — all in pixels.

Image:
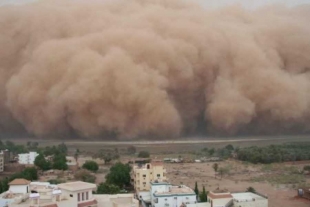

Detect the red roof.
[
  {"left": 208, "top": 192, "right": 232, "bottom": 199},
  {"left": 9, "top": 179, "right": 31, "bottom": 185},
  {"left": 78, "top": 199, "right": 98, "bottom": 207}
]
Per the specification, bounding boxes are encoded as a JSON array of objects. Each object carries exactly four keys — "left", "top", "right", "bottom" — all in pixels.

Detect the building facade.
[
  {"left": 231, "top": 192, "right": 268, "bottom": 207},
  {"left": 18, "top": 152, "right": 38, "bottom": 165},
  {"left": 208, "top": 190, "right": 233, "bottom": 207},
  {"left": 141, "top": 181, "right": 197, "bottom": 207},
  {"left": 4, "top": 180, "right": 139, "bottom": 207},
  {"left": 131, "top": 162, "right": 167, "bottom": 192}
]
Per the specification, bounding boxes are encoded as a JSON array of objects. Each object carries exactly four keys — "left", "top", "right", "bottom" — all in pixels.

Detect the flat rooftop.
[
  {"left": 155, "top": 185, "right": 195, "bottom": 196},
  {"left": 232, "top": 192, "right": 267, "bottom": 202},
  {"left": 57, "top": 181, "right": 96, "bottom": 191}
]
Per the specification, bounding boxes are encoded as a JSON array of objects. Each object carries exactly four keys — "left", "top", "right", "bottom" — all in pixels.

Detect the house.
[
  {"left": 57, "top": 181, "right": 97, "bottom": 207},
  {"left": 9, "top": 179, "right": 31, "bottom": 194},
  {"left": 231, "top": 192, "right": 268, "bottom": 207},
  {"left": 207, "top": 190, "right": 233, "bottom": 207},
  {"left": 6, "top": 181, "right": 139, "bottom": 207},
  {"left": 131, "top": 161, "right": 167, "bottom": 192},
  {"left": 207, "top": 190, "right": 268, "bottom": 207},
  {"left": 0, "top": 179, "right": 31, "bottom": 207},
  {"left": 18, "top": 152, "right": 38, "bottom": 165},
  {"left": 140, "top": 181, "right": 197, "bottom": 207},
  {"left": 94, "top": 194, "right": 139, "bottom": 207}
]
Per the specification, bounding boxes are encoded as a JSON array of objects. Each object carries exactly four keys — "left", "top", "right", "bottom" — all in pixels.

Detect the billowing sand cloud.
[{"left": 0, "top": 0, "right": 310, "bottom": 139}]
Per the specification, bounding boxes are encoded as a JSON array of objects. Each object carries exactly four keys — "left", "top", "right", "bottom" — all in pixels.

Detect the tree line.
[{"left": 237, "top": 143, "right": 310, "bottom": 164}]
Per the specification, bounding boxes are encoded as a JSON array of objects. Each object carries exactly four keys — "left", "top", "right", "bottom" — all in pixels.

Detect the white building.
[
  {"left": 232, "top": 192, "right": 268, "bottom": 207},
  {"left": 57, "top": 181, "right": 97, "bottom": 206},
  {"left": 9, "top": 179, "right": 30, "bottom": 194},
  {"left": 0, "top": 179, "right": 31, "bottom": 207},
  {"left": 207, "top": 190, "right": 268, "bottom": 207},
  {"left": 141, "top": 181, "right": 197, "bottom": 207},
  {"left": 18, "top": 152, "right": 38, "bottom": 165},
  {"left": 208, "top": 190, "right": 233, "bottom": 207},
  {"left": 5, "top": 180, "right": 139, "bottom": 207},
  {"left": 94, "top": 194, "right": 139, "bottom": 207}
]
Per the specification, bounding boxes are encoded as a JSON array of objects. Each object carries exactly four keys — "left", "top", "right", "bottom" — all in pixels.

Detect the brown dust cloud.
[{"left": 0, "top": 0, "right": 310, "bottom": 139}]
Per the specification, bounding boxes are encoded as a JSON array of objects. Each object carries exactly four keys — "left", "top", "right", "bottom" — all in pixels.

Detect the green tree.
[
  {"left": 82, "top": 161, "right": 99, "bottom": 172},
  {"left": 194, "top": 181, "right": 199, "bottom": 197},
  {"left": 10, "top": 167, "right": 38, "bottom": 181},
  {"left": 225, "top": 144, "right": 234, "bottom": 151},
  {"left": 74, "top": 149, "right": 80, "bottom": 162},
  {"left": 96, "top": 182, "right": 120, "bottom": 194},
  {"left": 105, "top": 162, "right": 131, "bottom": 188},
  {"left": 138, "top": 151, "right": 150, "bottom": 158},
  {"left": 22, "top": 167, "right": 38, "bottom": 180},
  {"left": 303, "top": 165, "right": 310, "bottom": 171},
  {"left": 246, "top": 186, "right": 256, "bottom": 193},
  {"left": 1, "top": 177, "right": 9, "bottom": 192},
  {"left": 5, "top": 141, "right": 15, "bottom": 150},
  {"left": 209, "top": 148, "right": 215, "bottom": 156},
  {"left": 74, "top": 169, "right": 96, "bottom": 183},
  {"left": 199, "top": 186, "right": 207, "bottom": 202},
  {"left": 212, "top": 163, "right": 218, "bottom": 177},
  {"left": 53, "top": 154, "right": 68, "bottom": 170},
  {"left": 96, "top": 149, "right": 119, "bottom": 164},
  {"left": 34, "top": 153, "right": 51, "bottom": 171},
  {"left": 58, "top": 143, "right": 68, "bottom": 154}
]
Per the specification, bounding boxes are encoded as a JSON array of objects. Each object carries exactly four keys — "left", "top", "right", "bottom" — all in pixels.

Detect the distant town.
[{"left": 0, "top": 140, "right": 308, "bottom": 207}]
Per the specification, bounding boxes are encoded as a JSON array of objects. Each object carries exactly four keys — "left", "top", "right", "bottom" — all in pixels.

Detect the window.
[
  {"left": 86, "top": 192, "right": 89, "bottom": 200},
  {"left": 77, "top": 193, "right": 80, "bottom": 201},
  {"left": 143, "top": 175, "right": 146, "bottom": 177},
  {"left": 143, "top": 182, "right": 146, "bottom": 184},
  {"left": 157, "top": 174, "right": 160, "bottom": 177},
  {"left": 71, "top": 194, "right": 74, "bottom": 198},
  {"left": 82, "top": 192, "right": 84, "bottom": 201}
]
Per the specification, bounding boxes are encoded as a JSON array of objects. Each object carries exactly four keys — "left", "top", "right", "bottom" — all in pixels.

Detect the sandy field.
[{"left": 164, "top": 160, "right": 310, "bottom": 207}]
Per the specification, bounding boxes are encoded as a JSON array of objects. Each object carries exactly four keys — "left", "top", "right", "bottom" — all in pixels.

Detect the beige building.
[
  {"left": 94, "top": 194, "right": 138, "bottom": 207},
  {"left": 207, "top": 190, "right": 268, "bottom": 207},
  {"left": 131, "top": 161, "right": 167, "bottom": 192}
]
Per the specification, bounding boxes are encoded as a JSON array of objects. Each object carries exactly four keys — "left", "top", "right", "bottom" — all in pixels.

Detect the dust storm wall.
[{"left": 0, "top": 0, "right": 310, "bottom": 139}]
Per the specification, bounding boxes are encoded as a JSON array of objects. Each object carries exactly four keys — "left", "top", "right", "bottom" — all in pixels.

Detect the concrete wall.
[
  {"left": 18, "top": 152, "right": 38, "bottom": 165},
  {"left": 233, "top": 199, "right": 268, "bottom": 207},
  {"left": 154, "top": 195, "right": 196, "bottom": 207},
  {"left": 9, "top": 185, "right": 29, "bottom": 194}
]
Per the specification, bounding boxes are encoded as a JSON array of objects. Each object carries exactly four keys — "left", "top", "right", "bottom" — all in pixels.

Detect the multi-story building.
[
  {"left": 18, "top": 152, "right": 38, "bottom": 165},
  {"left": 131, "top": 161, "right": 167, "bottom": 192},
  {"left": 140, "top": 181, "right": 197, "bottom": 207}
]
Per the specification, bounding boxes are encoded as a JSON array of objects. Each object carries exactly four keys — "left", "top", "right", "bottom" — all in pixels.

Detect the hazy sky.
[{"left": 1, "top": 0, "right": 310, "bottom": 8}]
